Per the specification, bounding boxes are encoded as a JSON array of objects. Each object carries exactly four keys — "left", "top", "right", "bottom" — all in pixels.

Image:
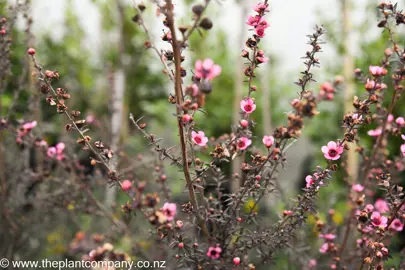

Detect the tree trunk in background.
[
  {"left": 341, "top": 0, "right": 358, "bottom": 182},
  {"left": 231, "top": 1, "right": 249, "bottom": 193},
  {"left": 104, "top": 0, "right": 126, "bottom": 207}
]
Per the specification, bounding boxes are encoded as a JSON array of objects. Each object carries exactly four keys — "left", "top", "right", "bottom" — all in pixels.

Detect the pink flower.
[
  {"left": 370, "top": 211, "right": 388, "bottom": 227},
  {"left": 319, "top": 243, "right": 329, "bottom": 253},
  {"left": 47, "top": 142, "right": 65, "bottom": 160},
  {"left": 253, "top": 2, "right": 269, "bottom": 13},
  {"left": 161, "top": 202, "right": 177, "bottom": 221},
  {"left": 262, "top": 135, "right": 274, "bottom": 148},
  {"left": 365, "top": 79, "right": 387, "bottom": 91},
  {"left": 308, "top": 259, "right": 317, "bottom": 268},
  {"left": 388, "top": 114, "right": 394, "bottom": 123},
  {"left": 352, "top": 184, "right": 364, "bottom": 192},
  {"left": 255, "top": 25, "right": 267, "bottom": 37},
  {"left": 374, "top": 199, "right": 389, "bottom": 213},
  {"left": 240, "top": 98, "right": 256, "bottom": 114},
  {"left": 321, "top": 82, "right": 334, "bottom": 93},
  {"left": 121, "top": 180, "right": 132, "bottom": 191},
  {"left": 194, "top": 59, "right": 221, "bottom": 80},
  {"left": 390, "top": 218, "right": 404, "bottom": 231},
  {"left": 191, "top": 131, "right": 208, "bottom": 146},
  {"left": 369, "top": 65, "right": 387, "bottom": 76},
  {"left": 401, "top": 144, "right": 405, "bottom": 156},
  {"left": 22, "top": 121, "right": 37, "bottom": 131},
  {"left": 367, "top": 128, "right": 382, "bottom": 137},
  {"left": 47, "top": 147, "right": 56, "bottom": 158},
  {"left": 396, "top": 117, "right": 405, "bottom": 127},
  {"left": 246, "top": 15, "right": 262, "bottom": 27},
  {"left": 321, "top": 141, "right": 344, "bottom": 160},
  {"left": 319, "top": 234, "right": 336, "bottom": 241},
  {"left": 305, "top": 175, "right": 316, "bottom": 188},
  {"left": 86, "top": 114, "right": 95, "bottom": 124},
  {"left": 206, "top": 246, "right": 222, "bottom": 259},
  {"left": 237, "top": 137, "right": 252, "bottom": 150},
  {"left": 18, "top": 120, "right": 38, "bottom": 138},
  {"left": 256, "top": 56, "right": 269, "bottom": 63},
  {"left": 233, "top": 257, "right": 241, "bottom": 265}
]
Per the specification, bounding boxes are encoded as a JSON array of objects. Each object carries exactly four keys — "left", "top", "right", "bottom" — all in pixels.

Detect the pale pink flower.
[
  {"left": 352, "top": 184, "right": 364, "bottom": 192},
  {"left": 390, "top": 218, "right": 404, "bottom": 231},
  {"left": 321, "top": 82, "right": 334, "bottom": 93},
  {"left": 191, "top": 131, "right": 208, "bottom": 146},
  {"left": 256, "top": 56, "right": 269, "bottom": 63},
  {"left": 22, "top": 121, "right": 37, "bottom": 131},
  {"left": 396, "top": 117, "right": 405, "bottom": 127},
  {"left": 387, "top": 114, "right": 394, "bottom": 123},
  {"left": 161, "top": 202, "right": 177, "bottom": 221},
  {"left": 18, "top": 120, "right": 38, "bottom": 138},
  {"left": 401, "top": 144, "right": 405, "bottom": 156},
  {"left": 262, "top": 135, "right": 274, "bottom": 148},
  {"left": 237, "top": 137, "right": 252, "bottom": 150},
  {"left": 321, "top": 141, "right": 344, "bottom": 160},
  {"left": 47, "top": 147, "right": 56, "bottom": 158},
  {"left": 319, "top": 243, "right": 329, "bottom": 253},
  {"left": 47, "top": 142, "right": 65, "bottom": 160},
  {"left": 206, "top": 246, "right": 222, "bottom": 259},
  {"left": 240, "top": 98, "right": 256, "bottom": 114},
  {"left": 308, "top": 259, "right": 317, "bottom": 268},
  {"left": 370, "top": 211, "right": 388, "bottom": 227},
  {"left": 194, "top": 59, "right": 221, "bottom": 80},
  {"left": 369, "top": 65, "right": 387, "bottom": 76},
  {"left": 86, "top": 114, "right": 95, "bottom": 124},
  {"left": 367, "top": 128, "right": 382, "bottom": 137},
  {"left": 319, "top": 234, "right": 336, "bottom": 241},
  {"left": 305, "top": 175, "right": 316, "bottom": 188},
  {"left": 374, "top": 199, "right": 389, "bottom": 213}
]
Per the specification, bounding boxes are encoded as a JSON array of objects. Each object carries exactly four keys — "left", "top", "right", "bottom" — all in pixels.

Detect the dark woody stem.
[{"left": 165, "top": 0, "right": 211, "bottom": 240}]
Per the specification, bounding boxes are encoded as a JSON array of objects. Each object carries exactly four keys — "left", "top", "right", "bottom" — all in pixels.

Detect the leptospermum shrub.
[{"left": 2, "top": 1, "right": 405, "bottom": 269}]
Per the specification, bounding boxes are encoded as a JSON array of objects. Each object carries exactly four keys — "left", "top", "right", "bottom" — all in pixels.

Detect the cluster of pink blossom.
[
  {"left": 47, "top": 142, "right": 65, "bottom": 160},
  {"left": 319, "top": 82, "right": 336, "bottom": 101},
  {"left": 367, "top": 113, "right": 405, "bottom": 137},
  {"left": 246, "top": 3, "right": 270, "bottom": 38}
]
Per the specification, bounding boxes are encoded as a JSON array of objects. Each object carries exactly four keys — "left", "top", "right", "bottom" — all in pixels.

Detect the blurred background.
[{"left": 2, "top": 0, "right": 405, "bottom": 268}]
